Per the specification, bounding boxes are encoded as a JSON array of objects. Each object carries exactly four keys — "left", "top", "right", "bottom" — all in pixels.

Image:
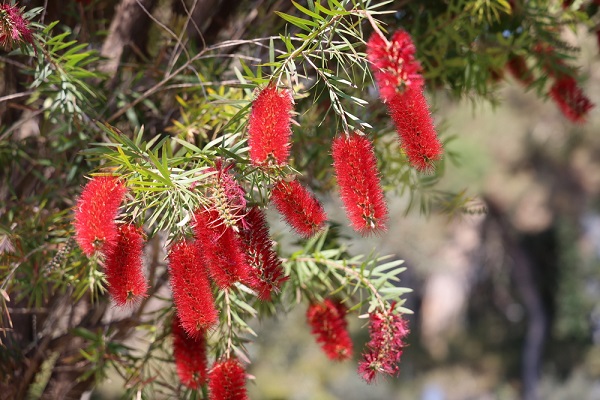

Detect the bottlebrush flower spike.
[
  {"left": 367, "top": 30, "right": 424, "bottom": 102},
  {"left": 206, "top": 161, "right": 247, "bottom": 228},
  {"left": 388, "top": 86, "right": 443, "bottom": 172},
  {"left": 332, "top": 133, "right": 388, "bottom": 235},
  {"left": 358, "top": 307, "right": 409, "bottom": 383},
  {"left": 549, "top": 76, "right": 595, "bottom": 123},
  {"left": 193, "top": 208, "right": 250, "bottom": 289},
  {"left": 74, "top": 176, "right": 127, "bottom": 255},
  {"left": 247, "top": 83, "right": 294, "bottom": 167},
  {"left": 306, "top": 299, "right": 353, "bottom": 361},
  {"left": 506, "top": 55, "right": 534, "bottom": 86},
  {"left": 240, "top": 207, "right": 288, "bottom": 301},
  {"left": 0, "top": 3, "right": 33, "bottom": 49},
  {"left": 271, "top": 179, "right": 327, "bottom": 238},
  {"left": 103, "top": 224, "right": 147, "bottom": 306},
  {"left": 169, "top": 239, "right": 218, "bottom": 336},
  {"left": 208, "top": 358, "right": 248, "bottom": 400},
  {"left": 172, "top": 315, "right": 208, "bottom": 389}
]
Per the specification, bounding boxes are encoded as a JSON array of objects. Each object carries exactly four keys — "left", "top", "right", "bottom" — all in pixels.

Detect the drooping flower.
[
  {"left": 271, "top": 179, "right": 327, "bottom": 238},
  {"left": 358, "top": 307, "right": 409, "bottom": 383},
  {"left": 172, "top": 314, "right": 208, "bottom": 389},
  {"left": 193, "top": 208, "right": 250, "bottom": 289},
  {"left": 240, "top": 207, "right": 288, "bottom": 301},
  {"left": 247, "top": 83, "right": 294, "bottom": 167},
  {"left": 367, "top": 30, "right": 443, "bottom": 172},
  {"left": 103, "top": 224, "right": 147, "bottom": 306},
  {"left": 367, "top": 30, "right": 424, "bottom": 102},
  {"left": 74, "top": 176, "right": 127, "bottom": 255},
  {"left": 169, "top": 239, "right": 218, "bottom": 336},
  {"left": 208, "top": 358, "right": 248, "bottom": 400},
  {"left": 549, "top": 75, "right": 595, "bottom": 123},
  {"left": 306, "top": 299, "right": 353, "bottom": 361},
  {"left": 0, "top": 3, "right": 33, "bottom": 49},
  {"left": 388, "top": 86, "right": 443, "bottom": 172},
  {"left": 332, "top": 133, "right": 388, "bottom": 235},
  {"left": 506, "top": 55, "right": 534, "bottom": 85}
]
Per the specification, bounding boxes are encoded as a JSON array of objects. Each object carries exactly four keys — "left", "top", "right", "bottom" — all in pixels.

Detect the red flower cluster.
[
  {"left": 103, "top": 224, "right": 147, "bottom": 306},
  {"left": 367, "top": 31, "right": 443, "bottom": 172},
  {"left": 172, "top": 315, "right": 208, "bottom": 389},
  {"left": 169, "top": 239, "right": 218, "bottom": 337},
  {"left": 358, "top": 308, "right": 409, "bottom": 383},
  {"left": 367, "top": 30, "right": 423, "bottom": 103},
  {"left": 208, "top": 358, "right": 248, "bottom": 400},
  {"left": 247, "top": 83, "right": 294, "bottom": 167},
  {"left": 332, "top": 133, "right": 388, "bottom": 235},
  {"left": 306, "top": 299, "right": 353, "bottom": 361},
  {"left": 388, "top": 86, "right": 443, "bottom": 172},
  {"left": 0, "top": 3, "right": 33, "bottom": 49},
  {"left": 240, "top": 207, "right": 288, "bottom": 301},
  {"left": 194, "top": 208, "right": 250, "bottom": 289},
  {"left": 549, "top": 76, "right": 595, "bottom": 123},
  {"left": 271, "top": 179, "right": 327, "bottom": 238},
  {"left": 74, "top": 176, "right": 127, "bottom": 255},
  {"left": 533, "top": 43, "right": 594, "bottom": 122}
]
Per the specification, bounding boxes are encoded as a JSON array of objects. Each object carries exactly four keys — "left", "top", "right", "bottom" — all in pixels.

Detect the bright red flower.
[
  {"left": 332, "top": 133, "right": 388, "bottom": 235},
  {"left": 247, "top": 83, "right": 294, "bottom": 167},
  {"left": 193, "top": 208, "right": 250, "bottom": 289},
  {"left": 367, "top": 30, "right": 424, "bottom": 102},
  {"left": 208, "top": 358, "right": 248, "bottom": 400},
  {"left": 172, "top": 315, "right": 208, "bottom": 389},
  {"left": 549, "top": 76, "right": 594, "bottom": 123},
  {"left": 74, "top": 176, "right": 127, "bottom": 255},
  {"left": 306, "top": 299, "right": 353, "bottom": 361},
  {"left": 506, "top": 56, "right": 534, "bottom": 85},
  {"left": 271, "top": 179, "right": 327, "bottom": 238},
  {"left": 103, "top": 224, "right": 147, "bottom": 306},
  {"left": 358, "top": 306, "right": 409, "bottom": 383},
  {"left": 388, "top": 86, "right": 443, "bottom": 172},
  {"left": 169, "top": 239, "right": 218, "bottom": 336},
  {"left": 0, "top": 3, "right": 33, "bottom": 49},
  {"left": 240, "top": 207, "right": 288, "bottom": 301}
]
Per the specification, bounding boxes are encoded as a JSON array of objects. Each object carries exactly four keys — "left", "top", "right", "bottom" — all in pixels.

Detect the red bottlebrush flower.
[
  {"left": 306, "top": 299, "right": 353, "bottom": 361},
  {"left": 206, "top": 161, "right": 247, "bottom": 228},
  {"left": 240, "top": 207, "right": 288, "bottom": 301},
  {"left": 208, "top": 358, "right": 248, "bottom": 400},
  {"left": 0, "top": 3, "right": 33, "bottom": 49},
  {"left": 332, "top": 133, "right": 388, "bottom": 235},
  {"left": 247, "top": 83, "right": 294, "bottom": 167},
  {"left": 549, "top": 76, "right": 595, "bottom": 123},
  {"left": 388, "top": 86, "right": 443, "bottom": 172},
  {"left": 169, "top": 239, "right": 218, "bottom": 336},
  {"left": 74, "top": 176, "right": 127, "bottom": 255},
  {"left": 172, "top": 315, "right": 208, "bottom": 389},
  {"left": 367, "top": 30, "right": 424, "bottom": 102},
  {"left": 507, "top": 55, "right": 534, "bottom": 85},
  {"left": 358, "top": 307, "right": 409, "bottom": 383},
  {"left": 103, "top": 224, "right": 147, "bottom": 306},
  {"left": 193, "top": 208, "right": 250, "bottom": 289},
  {"left": 271, "top": 179, "right": 327, "bottom": 238}
]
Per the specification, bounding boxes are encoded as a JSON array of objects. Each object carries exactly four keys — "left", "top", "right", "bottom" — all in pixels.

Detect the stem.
[{"left": 224, "top": 289, "right": 233, "bottom": 358}]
